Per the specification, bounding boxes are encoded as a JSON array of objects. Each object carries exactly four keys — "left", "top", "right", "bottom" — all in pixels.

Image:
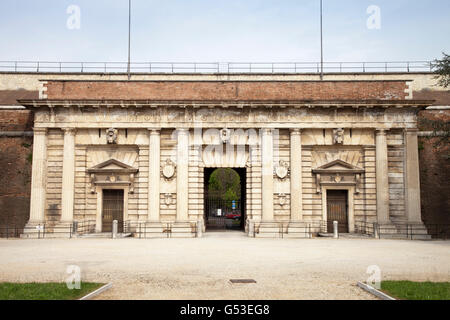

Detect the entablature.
[{"left": 19, "top": 99, "right": 433, "bottom": 110}]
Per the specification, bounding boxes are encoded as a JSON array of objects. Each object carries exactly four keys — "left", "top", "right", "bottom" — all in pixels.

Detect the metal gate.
[
  {"left": 205, "top": 197, "right": 243, "bottom": 230},
  {"left": 102, "top": 189, "right": 124, "bottom": 232},
  {"left": 327, "top": 190, "right": 349, "bottom": 233}
]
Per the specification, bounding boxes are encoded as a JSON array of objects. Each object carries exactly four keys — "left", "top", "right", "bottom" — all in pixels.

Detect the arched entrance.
[{"left": 204, "top": 168, "right": 246, "bottom": 231}]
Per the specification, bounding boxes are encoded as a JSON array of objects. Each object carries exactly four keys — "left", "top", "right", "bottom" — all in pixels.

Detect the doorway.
[
  {"left": 102, "top": 189, "right": 124, "bottom": 232},
  {"left": 204, "top": 168, "right": 246, "bottom": 231},
  {"left": 326, "top": 190, "right": 349, "bottom": 233}
]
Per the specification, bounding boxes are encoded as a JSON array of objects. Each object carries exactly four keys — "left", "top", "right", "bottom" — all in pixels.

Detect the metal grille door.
[
  {"left": 327, "top": 190, "right": 349, "bottom": 233},
  {"left": 102, "top": 190, "right": 124, "bottom": 233},
  {"left": 205, "top": 198, "right": 242, "bottom": 230}
]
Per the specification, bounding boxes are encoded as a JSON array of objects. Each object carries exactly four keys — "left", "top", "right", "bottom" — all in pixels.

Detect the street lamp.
[
  {"left": 127, "top": 0, "right": 132, "bottom": 80},
  {"left": 320, "top": 0, "right": 324, "bottom": 80}
]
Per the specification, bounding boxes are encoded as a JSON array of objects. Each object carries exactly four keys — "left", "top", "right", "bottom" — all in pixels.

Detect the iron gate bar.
[{"left": 205, "top": 198, "right": 243, "bottom": 230}]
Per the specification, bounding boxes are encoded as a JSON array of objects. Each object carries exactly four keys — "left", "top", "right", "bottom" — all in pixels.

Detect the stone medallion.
[
  {"left": 162, "top": 159, "right": 176, "bottom": 180},
  {"left": 275, "top": 160, "right": 289, "bottom": 179}
]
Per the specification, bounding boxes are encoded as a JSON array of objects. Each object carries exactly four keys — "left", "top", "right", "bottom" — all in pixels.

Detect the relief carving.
[
  {"left": 333, "top": 128, "right": 345, "bottom": 145},
  {"left": 278, "top": 193, "right": 287, "bottom": 207},
  {"left": 220, "top": 128, "right": 231, "bottom": 144},
  {"left": 164, "top": 193, "right": 174, "bottom": 206},
  {"left": 274, "top": 160, "right": 290, "bottom": 180},
  {"left": 106, "top": 128, "right": 118, "bottom": 144},
  {"left": 162, "top": 159, "right": 176, "bottom": 180}
]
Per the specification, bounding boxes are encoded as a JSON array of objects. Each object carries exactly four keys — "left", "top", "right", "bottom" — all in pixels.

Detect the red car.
[{"left": 225, "top": 213, "right": 241, "bottom": 220}]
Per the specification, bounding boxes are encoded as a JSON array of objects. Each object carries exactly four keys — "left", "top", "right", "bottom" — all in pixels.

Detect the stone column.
[
  {"left": 405, "top": 129, "right": 422, "bottom": 223},
  {"left": 148, "top": 129, "right": 160, "bottom": 222},
  {"left": 28, "top": 128, "right": 48, "bottom": 223},
  {"left": 261, "top": 129, "right": 274, "bottom": 221},
  {"left": 176, "top": 129, "right": 189, "bottom": 221},
  {"left": 290, "top": 129, "right": 303, "bottom": 221},
  {"left": 375, "top": 129, "right": 390, "bottom": 224},
  {"left": 60, "top": 128, "right": 76, "bottom": 223}
]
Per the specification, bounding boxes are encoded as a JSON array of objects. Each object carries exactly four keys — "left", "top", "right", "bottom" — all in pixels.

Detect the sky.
[{"left": 0, "top": 0, "right": 449, "bottom": 63}]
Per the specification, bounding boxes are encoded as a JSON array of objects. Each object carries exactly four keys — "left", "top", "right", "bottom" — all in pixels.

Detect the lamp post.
[
  {"left": 127, "top": 0, "right": 132, "bottom": 80},
  {"left": 320, "top": 0, "right": 324, "bottom": 80}
]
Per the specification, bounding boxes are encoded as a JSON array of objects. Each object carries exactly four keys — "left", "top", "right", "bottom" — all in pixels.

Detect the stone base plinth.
[
  {"left": 130, "top": 221, "right": 199, "bottom": 238},
  {"left": 170, "top": 221, "right": 198, "bottom": 238},
  {"left": 21, "top": 222, "right": 74, "bottom": 239},
  {"left": 377, "top": 221, "right": 431, "bottom": 240},
  {"left": 285, "top": 222, "right": 321, "bottom": 239},
  {"left": 249, "top": 220, "right": 332, "bottom": 238},
  {"left": 252, "top": 221, "right": 285, "bottom": 238},
  {"left": 20, "top": 222, "right": 46, "bottom": 239}
]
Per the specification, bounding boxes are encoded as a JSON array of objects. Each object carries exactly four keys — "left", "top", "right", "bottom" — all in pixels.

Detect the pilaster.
[
  {"left": 375, "top": 129, "right": 390, "bottom": 224},
  {"left": 261, "top": 128, "right": 274, "bottom": 221},
  {"left": 60, "top": 128, "right": 76, "bottom": 223},
  {"left": 176, "top": 129, "right": 189, "bottom": 221},
  {"left": 290, "top": 129, "right": 303, "bottom": 221},
  {"left": 28, "top": 128, "right": 48, "bottom": 223},
  {"left": 404, "top": 129, "right": 422, "bottom": 223},
  {"left": 148, "top": 129, "right": 161, "bottom": 221}
]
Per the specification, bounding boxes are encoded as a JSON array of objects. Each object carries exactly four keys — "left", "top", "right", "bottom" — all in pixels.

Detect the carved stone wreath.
[
  {"left": 164, "top": 193, "right": 174, "bottom": 206},
  {"left": 278, "top": 193, "right": 287, "bottom": 207}
]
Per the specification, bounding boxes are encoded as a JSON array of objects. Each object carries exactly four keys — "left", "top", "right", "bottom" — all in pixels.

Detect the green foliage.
[
  {"left": 26, "top": 152, "right": 33, "bottom": 164},
  {"left": 432, "top": 52, "right": 450, "bottom": 88},
  {"left": 223, "top": 189, "right": 238, "bottom": 202},
  {"left": 0, "top": 282, "right": 104, "bottom": 300},
  {"left": 381, "top": 281, "right": 450, "bottom": 300},
  {"left": 208, "top": 168, "right": 241, "bottom": 201}
]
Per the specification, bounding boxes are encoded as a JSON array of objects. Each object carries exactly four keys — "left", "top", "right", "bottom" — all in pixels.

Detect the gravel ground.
[{"left": 0, "top": 232, "right": 449, "bottom": 300}]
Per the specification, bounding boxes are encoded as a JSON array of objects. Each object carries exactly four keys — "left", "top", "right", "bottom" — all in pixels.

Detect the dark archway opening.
[{"left": 204, "top": 168, "right": 246, "bottom": 231}]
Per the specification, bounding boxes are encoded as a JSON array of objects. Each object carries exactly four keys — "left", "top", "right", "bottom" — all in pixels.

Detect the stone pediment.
[
  {"left": 312, "top": 159, "right": 364, "bottom": 194},
  {"left": 312, "top": 159, "right": 364, "bottom": 174},
  {"left": 88, "top": 159, "right": 138, "bottom": 174},
  {"left": 87, "top": 159, "right": 138, "bottom": 194}
]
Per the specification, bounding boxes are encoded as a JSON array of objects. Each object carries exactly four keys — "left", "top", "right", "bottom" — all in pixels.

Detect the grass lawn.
[
  {"left": 0, "top": 282, "right": 104, "bottom": 300},
  {"left": 381, "top": 281, "right": 450, "bottom": 300}
]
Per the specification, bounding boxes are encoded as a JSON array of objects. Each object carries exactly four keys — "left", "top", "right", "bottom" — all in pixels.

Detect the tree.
[
  {"left": 418, "top": 53, "right": 450, "bottom": 155},
  {"left": 208, "top": 168, "right": 241, "bottom": 201},
  {"left": 432, "top": 52, "right": 450, "bottom": 88}
]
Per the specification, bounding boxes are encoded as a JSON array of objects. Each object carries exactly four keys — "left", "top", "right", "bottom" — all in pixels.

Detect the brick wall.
[
  {"left": 44, "top": 80, "right": 410, "bottom": 101},
  {"left": 418, "top": 109, "right": 450, "bottom": 225},
  {"left": 0, "top": 110, "right": 34, "bottom": 229}
]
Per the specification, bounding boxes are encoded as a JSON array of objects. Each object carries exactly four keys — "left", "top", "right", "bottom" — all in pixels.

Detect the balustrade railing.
[{"left": 0, "top": 61, "right": 434, "bottom": 74}]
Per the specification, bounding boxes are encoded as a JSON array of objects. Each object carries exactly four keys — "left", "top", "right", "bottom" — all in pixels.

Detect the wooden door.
[
  {"left": 102, "top": 190, "right": 124, "bottom": 233},
  {"left": 327, "top": 190, "right": 349, "bottom": 233}
]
